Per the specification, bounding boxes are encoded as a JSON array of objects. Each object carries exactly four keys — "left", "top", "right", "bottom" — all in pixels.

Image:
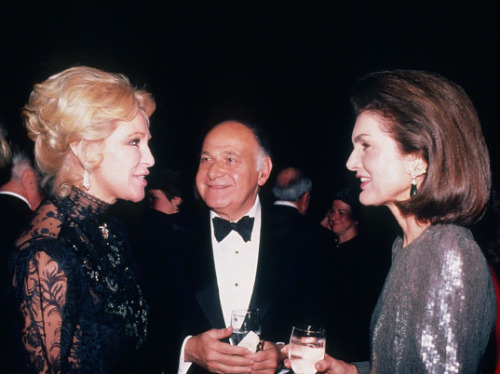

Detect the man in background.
[
  {"left": 0, "top": 148, "right": 43, "bottom": 249},
  {"left": 0, "top": 126, "right": 43, "bottom": 372},
  {"left": 272, "top": 166, "right": 312, "bottom": 216}
]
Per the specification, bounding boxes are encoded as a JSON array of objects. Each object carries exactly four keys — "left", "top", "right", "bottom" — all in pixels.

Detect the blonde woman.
[{"left": 9, "top": 66, "right": 155, "bottom": 373}]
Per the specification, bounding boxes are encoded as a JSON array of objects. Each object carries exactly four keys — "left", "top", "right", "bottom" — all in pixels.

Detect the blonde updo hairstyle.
[{"left": 22, "top": 66, "right": 155, "bottom": 197}]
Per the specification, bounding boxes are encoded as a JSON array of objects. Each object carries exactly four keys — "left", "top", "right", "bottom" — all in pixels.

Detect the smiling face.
[
  {"left": 328, "top": 199, "right": 357, "bottom": 239},
  {"left": 88, "top": 112, "right": 154, "bottom": 204},
  {"left": 196, "top": 121, "right": 272, "bottom": 221},
  {"left": 346, "top": 111, "right": 415, "bottom": 208}
]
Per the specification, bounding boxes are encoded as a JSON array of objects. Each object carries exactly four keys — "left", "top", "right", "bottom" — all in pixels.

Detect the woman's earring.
[
  {"left": 83, "top": 168, "right": 90, "bottom": 190},
  {"left": 406, "top": 159, "right": 426, "bottom": 197}
]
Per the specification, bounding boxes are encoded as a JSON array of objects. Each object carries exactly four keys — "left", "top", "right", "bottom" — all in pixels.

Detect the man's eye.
[
  {"left": 200, "top": 157, "right": 211, "bottom": 163},
  {"left": 130, "top": 139, "right": 140, "bottom": 146}
]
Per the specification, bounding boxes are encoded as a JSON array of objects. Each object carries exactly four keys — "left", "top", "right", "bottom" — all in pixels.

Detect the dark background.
[{"left": 1, "top": 1, "right": 499, "bottom": 224}]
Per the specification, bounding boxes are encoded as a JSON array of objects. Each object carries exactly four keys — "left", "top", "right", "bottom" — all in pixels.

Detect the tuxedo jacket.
[
  {"left": 0, "top": 194, "right": 33, "bottom": 285},
  {"left": 0, "top": 194, "right": 32, "bottom": 253},
  {"left": 170, "top": 203, "right": 321, "bottom": 373}
]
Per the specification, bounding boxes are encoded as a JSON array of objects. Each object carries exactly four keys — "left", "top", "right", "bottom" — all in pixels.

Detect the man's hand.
[
  {"left": 184, "top": 327, "right": 255, "bottom": 373},
  {"left": 248, "top": 341, "right": 284, "bottom": 373}
]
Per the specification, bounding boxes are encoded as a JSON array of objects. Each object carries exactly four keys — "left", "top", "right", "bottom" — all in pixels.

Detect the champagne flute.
[
  {"left": 230, "top": 308, "right": 261, "bottom": 347},
  {"left": 289, "top": 325, "right": 326, "bottom": 374}
]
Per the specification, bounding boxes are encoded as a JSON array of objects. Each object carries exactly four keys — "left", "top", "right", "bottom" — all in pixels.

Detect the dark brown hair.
[{"left": 351, "top": 70, "right": 491, "bottom": 226}]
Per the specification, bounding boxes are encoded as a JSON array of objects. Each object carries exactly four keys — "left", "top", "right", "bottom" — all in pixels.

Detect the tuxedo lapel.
[
  {"left": 189, "top": 213, "right": 226, "bottom": 329},
  {"left": 249, "top": 208, "right": 281, "bottom": 321}
]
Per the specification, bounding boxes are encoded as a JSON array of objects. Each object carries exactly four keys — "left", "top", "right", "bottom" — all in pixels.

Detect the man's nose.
[{"left": 208, "top": 160, "right": 224, "bottom": 178}]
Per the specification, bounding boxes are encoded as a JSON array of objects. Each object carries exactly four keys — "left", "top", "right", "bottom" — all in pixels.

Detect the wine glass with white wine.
[{"left": 289, "top": 325, "right": 326, "bottom": 374}]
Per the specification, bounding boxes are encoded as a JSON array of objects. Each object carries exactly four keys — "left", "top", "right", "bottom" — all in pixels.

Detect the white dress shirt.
[
  {"left": 178, "top": 196, "right": 262, "bottom": 374},
  {"left": 211, "top": 197, "right": 261, "bottom": 326}
]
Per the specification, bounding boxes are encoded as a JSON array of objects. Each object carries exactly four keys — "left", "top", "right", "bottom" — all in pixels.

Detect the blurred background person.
[
  {"left": 320, "top": 187, "right": 360, "bottom": 244},
  {"left": 0, "top": 147, "right": 44, "bottom": 247},
  {"left": 146, "top": 168, "right": 184, "bottom": 215},
  {"left": 130, "top": 167, "right": 196, "bottom": 373},
  {"left": 271, "top": 166, "right": 312, "bottom": 216},
  {"left": 318, "top": 187, "right": 389, "bottom": 362},
  {"left": 1, "top": 124, "right": 43, "bottom": 255},
  {"left": 0, "top": 125, "right": 15, "bottom": 373},
  {"left": 0, "top": 124, "right": 11, "bottom": 170},
  {"left": 8, "top": 66, "right": 155, "bottom": 374},
  {"left": 287, "top": 70, "right": 495, "bottom": 373},
  {"left": 0, "top": 130, "right": 44, "bottom": 374}
]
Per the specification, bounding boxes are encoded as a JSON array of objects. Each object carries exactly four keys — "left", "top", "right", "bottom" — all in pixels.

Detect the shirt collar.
[
  {"left": 210, "top": 195, "right": 260, "bottom": 222},
  {"left": 273, "top": 200, "right": 299, "bottom": 210},
  {"left": 0, "top": 190, "right": 31, "bottom": 209}
]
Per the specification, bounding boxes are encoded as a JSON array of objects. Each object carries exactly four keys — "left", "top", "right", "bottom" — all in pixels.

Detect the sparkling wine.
[{"left": 289, "top": 336, "right": 325, "bottom": 374}]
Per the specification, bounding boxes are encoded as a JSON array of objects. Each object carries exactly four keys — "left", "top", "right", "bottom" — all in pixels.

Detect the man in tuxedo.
[
  {"left": 0, "top": 149, "right": 43, "bottom": 253},
  {"left": 271, "top": 166, "right": 312, "bottom": 216},
  {"left": 0, "top": 140, "right": 43, "bottom": 373},
  {"left": 177, "top": 121, "right": 318, "bottom": 374}
]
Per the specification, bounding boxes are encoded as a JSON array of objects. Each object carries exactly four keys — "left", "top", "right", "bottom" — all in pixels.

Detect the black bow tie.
[{"left": 213, "top": 216, "right": 255, "bottom": 242}]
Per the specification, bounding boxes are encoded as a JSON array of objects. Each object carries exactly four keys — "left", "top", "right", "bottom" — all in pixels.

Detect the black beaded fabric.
[{"left": 9, "top": 186, "right": 148, "bottom": 373}]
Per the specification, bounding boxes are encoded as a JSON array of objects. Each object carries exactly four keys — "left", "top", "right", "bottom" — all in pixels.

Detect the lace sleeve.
[{"left": 21, "top": 249, "right": 75, "bottom": 373}]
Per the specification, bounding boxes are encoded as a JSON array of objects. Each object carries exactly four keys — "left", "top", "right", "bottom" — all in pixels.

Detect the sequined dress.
[
  {"left": 354, "top": 224, "right": 496, "bottom": 374},
  {"left": 8, "top": 187, "right": 148, "bottom": 374}
]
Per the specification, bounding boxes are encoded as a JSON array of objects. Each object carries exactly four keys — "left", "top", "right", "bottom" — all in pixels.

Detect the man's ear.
[
  {"left": 257, "top": 157, "right": 273, "bottom": 186},
  {"left": 21, "top": 168, "right": 38, "bottom": 193},
  {"left": 170, "top": 196, "right": 183, "bottom": 207},
  {"left": 298, "top": 191, "right": 310, "bottom": 215}
]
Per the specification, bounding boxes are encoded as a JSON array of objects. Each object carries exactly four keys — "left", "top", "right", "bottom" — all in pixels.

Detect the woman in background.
[
  {"left": 318, "top": 187, "right": 389, "bottom": 362},
  {"left": 9, "top": 66, "right": 155, "bottom": 373}
]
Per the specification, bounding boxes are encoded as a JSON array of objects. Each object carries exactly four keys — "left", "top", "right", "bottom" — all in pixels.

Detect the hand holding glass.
[
  {"left": 230, "top": 308, "right": 261, "bottom": 347},
  {"left": 289, "top": 325, "right": 326, "bottom": 374}
]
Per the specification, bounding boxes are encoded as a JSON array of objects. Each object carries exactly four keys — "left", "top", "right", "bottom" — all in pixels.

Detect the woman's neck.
[
  {"left": 338, "top": 226, "right": 358, "bottom": 244},
  {"left": 388, "top": 204, "right": 430, "bottom": 247}
]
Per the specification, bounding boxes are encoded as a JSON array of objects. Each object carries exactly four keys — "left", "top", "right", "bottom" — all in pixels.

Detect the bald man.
[{"left": 171, "top": 121, "right": 319, "bottom": 374}]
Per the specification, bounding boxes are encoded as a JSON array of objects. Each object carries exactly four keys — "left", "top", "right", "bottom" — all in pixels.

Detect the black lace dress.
[{"left": 8, "top": 187, "right": 148, "bottom": 374}]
